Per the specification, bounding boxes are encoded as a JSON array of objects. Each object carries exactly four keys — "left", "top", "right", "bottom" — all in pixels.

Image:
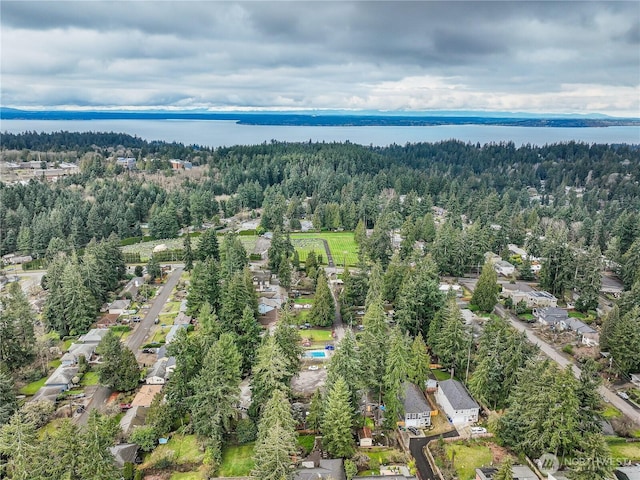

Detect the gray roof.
[
  {"left": 529, "top": 291, "right": 556, "bottom": 300},
  {"left": 45, "top": 366, "right": 79, "bottom": 387},
  {"left": 295, "top": 459, "right": 346, "bottom": 480},
  {"left": 438, "top": 379, "right": 479, "bottom": 411},
  {"left": 165, "top": 324, "right": 188, "bottom": 344},
  {"left": 615, "top": 465, "right": 640, "bottom": 480},
  {"left": 109, "top": 299, "right": 131, "bottom": 310},
  {"left": 403, "top": 382, "right": 431, "bottom": 414},
  {"left": 119, "top": 406, "right": 148, "bottom": 434},
  {"left": 146, "top": 359, "right": 167, "bottom": 380},
  {"left": 564, "top": 317, "right": 596, "bottom": 334},
  {"left": 109, "top": 443, "right": 139, "bottom": 467},
  {"left": 78, "top": 328, "right": 110, "bottom": 344},
  {"left": 539, "top": 307, "right": 568, "bottom": 319}
]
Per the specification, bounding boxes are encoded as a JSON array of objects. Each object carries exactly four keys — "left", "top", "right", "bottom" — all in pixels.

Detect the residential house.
[
  {"left": 435, "top": 379, "right": 480, "bottom": 425},
  {"left": 119, "top": 406, "right": 148, "bottom": 436},
  {"left": 631, "top": 373, "right": 640, "bottom": 387},
  {"left": 562, "top": 317, "right": 599, "bottom": 346},
  {"left": 146, "top": 359, "right": 168, "bottom": 385},
  {"left": 476, "top": 465, "right": 537, "bottom": 480},
  {"left": 60, "top": 343, "right": 96, "bottom": 366},
  {"left": 501, "top": 288, "right": 558, "bottom": 308},
  {"left": 507, "top": 244, "right": 529, "bottom": 259},
  {"left": 108, "top": 299, "right": 131, "bottom": 315},
  {"left": 44, "top": 365, "right": 79, "bottom": 392},
  {"left": 109, "top": 443, "right": 139, "bottom": 468},
  {"left": 615, "top": 465, "right": 640, "bottom": 480},
  {"left": 131, "top": 385, "right": 163, "bottom": 408},
  {"left": 174, "top": 312, "right": 192, "bottom": 325},
  {"left": 403, "top": 382, "right": 432, "bottom": 428},
  {"left": 116, "top": 157, "right": 136, "bottom": 170},
  {"left": 494, "top": 260, "right": 516, "bottom": 277},
  {"left": 295, "top": 456, "right": 345, "bottom": 480},
  {"left": 165, "top": 323, "right": 188, "bottom": 344},
  {"left": 78, "top": 328, "right": 110, "bottom": 344},
  {"left": 533, "top": 307, "right": 569, "bottom": 328},
  {"left": 358, "top": 427, "right": 373, "bottom": 447},
  {"left": 439, "top": 284, "right": 462, "bottom": 296}
]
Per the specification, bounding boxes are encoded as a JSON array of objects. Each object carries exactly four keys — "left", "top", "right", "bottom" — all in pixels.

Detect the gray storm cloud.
[{"left": 1, "top": 1, "right": 638, "bottom": 115}]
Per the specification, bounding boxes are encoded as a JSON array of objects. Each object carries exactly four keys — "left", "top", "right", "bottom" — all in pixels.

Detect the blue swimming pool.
[{"left": 305, "top": 350, "right": 327, "bottom": 359}]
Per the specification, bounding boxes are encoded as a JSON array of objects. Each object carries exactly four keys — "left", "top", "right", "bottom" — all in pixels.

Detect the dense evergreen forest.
[
  {"left": 2, "top": 131, "right": 640, "bottom": 479},
  {"left": 2, "top": 133, "right": 639, "bottom": 288}
]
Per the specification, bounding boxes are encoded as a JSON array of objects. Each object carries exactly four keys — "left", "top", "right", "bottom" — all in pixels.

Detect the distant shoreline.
[{"left": 1, "top": 108, "right": 639, "bottom": 128}]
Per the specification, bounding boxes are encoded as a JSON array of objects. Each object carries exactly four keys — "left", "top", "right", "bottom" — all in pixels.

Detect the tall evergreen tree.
[
  {"left": 189, "top": 333, "right": 242, "bottom": 466},
  {"left": 358, "top": 298, "right": 388, "bottom": 394},
  {"left": 383, "top": 328, "right": 411, "bottom": 428},
  {"left": 308, "top": 272, "right": 334, "bottom": 327},
  {"left": 273, "top": 312, "right": 302, "bottom": 378},
  {"left": 408, "top": 333, "right": 431, "bottom": 389},
  {"left": 306, "top": 389, "right": 324, "bottom": 433},
  {"left": 322, "top": 376, "right": 355, "bottom": 458},
  {"left": 0, "top": 282, "right": 35, "bottom": 369},
  {"left": 608, "top": 306, "right": 640, "bottom": 375},
  {"left": 327, "top": 329, "right": 362, "bottom": 411},
  {"left": 494, "top": 457, "right": 514, "bottom": 480},
  {"left": 96, "top": 330, "right": 140, "bottom": 391},
  {"left": 252, "top": 388, "right": 297, "bottom": 480},
  {"left": 186, "top": 258, "right": 221, "bottom": 316},
  {"left": 250, "top": 335, "right": 292, "bottom": 417},
  {"left": 197, "top": 228, "right": 220, "bottom": 261},
  {"left": 0, "top": 369, "right": 17, "bottom": 426},
  {"left": 183, "top": 233, "right": 194, "bottom": 271},
  {"left": 431, "top": 298, "right": 471, "bottom": 376},
  {"left": 472, "top": 261, "right": 501, "bottom": 312},
  {"left": 570, "top": 433, "right": 614, "bottom": 480}
]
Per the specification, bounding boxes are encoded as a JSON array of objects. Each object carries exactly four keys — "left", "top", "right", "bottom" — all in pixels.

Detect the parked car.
[
  {"left": 408, "top": 427, "right": 420, "bottom": 435},
  {"left": 471, "top": 426, "right": 487, "bottom": 435},
  {"left": 308, "top": 365, "right": 319, "bottom": 371},
  {"left": 119, "top": 403, "right": 132, "bottom": 411},
  {"left": 325, "top": 344, "right": 335, "bottom": 350},
  {"left": 617, "top": 391, "right": 630, "bottom": 400},
  {"left": 132, "top": 316, "right": 141, "bottom": 322},
  {"left": 142, "top": 348, "right": 155, "bottom": 354}
]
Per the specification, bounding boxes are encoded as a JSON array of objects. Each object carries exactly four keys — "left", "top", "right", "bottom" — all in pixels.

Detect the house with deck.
[{"left": 403, "top": 382, "right": 432, "bottom": 428}]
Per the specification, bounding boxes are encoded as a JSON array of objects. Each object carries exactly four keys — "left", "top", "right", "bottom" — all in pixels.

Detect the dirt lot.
[{"left": 291, "top": 367, "right": 327, "bottom": 397}]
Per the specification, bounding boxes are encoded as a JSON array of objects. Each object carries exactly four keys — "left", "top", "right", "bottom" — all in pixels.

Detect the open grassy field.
[
  {"left": 218, "top": 444, "right": 255, "bottom": 476},
  {"left": 291, "top": 232, "right": 359, "bottom": 266},
  {"left": 302, "top": 329, "right": 334, "bottom": 342},
  {"left": 607, "top": 437, "right": 640, "bottom": 461},
  {"left": 445, "top": 442, "right": 493, "bottom": 480},
  {"left": 290, "top": 237, "right": 326, "bottom": 263}
]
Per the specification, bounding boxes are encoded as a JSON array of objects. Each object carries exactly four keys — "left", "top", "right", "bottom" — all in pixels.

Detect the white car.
[
  {"left": 470, "top": 427, "right": 487, "bottom": 435},
  {"left": 617, "top": 391, "right": 629, "bottom": 400},
  {"left": 308, "top": 365, "right": 319, "bottom": 371}
]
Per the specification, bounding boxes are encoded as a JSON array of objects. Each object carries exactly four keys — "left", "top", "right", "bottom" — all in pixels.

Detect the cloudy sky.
[{"left": 1, "top": 1, "right": 639, "bottom": 116}]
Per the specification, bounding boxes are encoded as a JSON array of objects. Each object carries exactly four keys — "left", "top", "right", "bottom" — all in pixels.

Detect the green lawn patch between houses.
[
  {"left": 607, "top": 437, "right": 640, "bottom": 461},
  {"left": 143, "top": 434, "right": 204, "bottom": 468},
  {"left": 218, "top": 443, "right": 255, "bottom": 476},
  {"left": 445, "top": 442, "right": 493, "bottom": 480},
  {"left": 80, "top": 371, "right": 100, "bottom": 386},
  {"left": 20, "top": 376, "right": 48, "bottom": 395}
]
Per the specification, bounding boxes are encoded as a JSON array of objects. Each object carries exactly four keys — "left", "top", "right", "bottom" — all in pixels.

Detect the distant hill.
[{"left": 1, "top": 107, "right": 639, "bottom": 128}]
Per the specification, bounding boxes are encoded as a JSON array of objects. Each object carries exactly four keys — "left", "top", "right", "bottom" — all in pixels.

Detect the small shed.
[{"left": 358, "top": 427, "right": 373, "bottom": 447}]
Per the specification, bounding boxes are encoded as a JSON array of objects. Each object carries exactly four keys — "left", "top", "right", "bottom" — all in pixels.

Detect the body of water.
[{"left": 1, "top": 119, "right": 639, "bottom": 147}]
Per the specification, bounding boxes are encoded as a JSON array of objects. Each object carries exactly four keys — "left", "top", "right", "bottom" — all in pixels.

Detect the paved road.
[
  {"left": 76, "top": 266, "right": 184, "bottom": 426},
  {"left": 494, "top": 304, "right": 640, "bottom": 425},
  {"left": 409, "top": 429, "right": 459, "bottom": 480}
]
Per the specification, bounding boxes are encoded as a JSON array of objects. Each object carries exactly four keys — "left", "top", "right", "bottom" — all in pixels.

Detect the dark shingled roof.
[
  {"left": 438, "top": 379, "right": 479, "bottom": 411},
  {"left": 403, "top": 382, "right": 430, "bottom": 414}
]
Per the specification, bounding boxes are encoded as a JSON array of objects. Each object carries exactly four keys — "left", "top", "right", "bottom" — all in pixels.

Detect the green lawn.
[
  {"left": 298, "top": 435, "right": 315, "bottom": 454},
  {"left": 63, "top": 337, "right": 78, "bottom": 351},
  {"left": 80, "top": 371, "right": 100, "bottom": 386},
  {"left": 290, "top": 237, "right": 326, "bottom": 264},
  {"left": 291, "top": 232, "right": 360, "bottom": 266},
  {"left": 170, "top": 472, "right": 202, "bottom": 480},
  {"left": 431, "top": 369, "right": 454, "bottom": 381},
  {"left": 519, "top": 313, "right": 535, "bottom": 322},
  {"left": 143, "top": 434, "right": 204, "bottom": 468},
  {"left": 362, "top": 448, "right": 407, "bottom": 470},
  {"left": 294, "top": 297, "right": 314, "bottom": 304},
  {"left": 218, "top": 443, "right": 255, "bottom": 476},
  {"left": 163, "top": 301, "right": 182, "bottom": 313},
  {"left": 607, "top": 437, "right": 640, "bottom": 461},
  {"left": 303, "top": 329, "right": 334, "bottom": 342},
  {"left": 445, "top": 443, "right": 493, "bottom": 480},
  {"left": 48, "top": 359, "right": 62, "bottom": 368},
  {"left": 238, "top": 236, "right": 258, "bottom": 254},
  {"left": 20, "top": 376, "right": 48, "bottom": 395},
  {"left": 603, "top": 405, "right": 622, "bottom": 419}
]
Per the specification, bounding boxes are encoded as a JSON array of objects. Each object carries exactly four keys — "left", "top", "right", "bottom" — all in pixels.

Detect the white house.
[
  {"left": 435, "top": 379, "right": 479, "bottom": 425},
  {"left": 631, "top": 373, "right": 640, "bottom": 388},
  {"left": 44, "top": 366, "right": 79, "bottom": 392},
  {"left": 146, "top": 359, "right": 167, "bottom": 385},
  {"left": 494, "top": 260, "right": 515, "bottom": 277},
  {"left": 77, "top": 328, "right": 110, "bottom": 344},
  {"left": 60, "top": 343, "right": 96, "bottom": 366},
  {"left": 507, "top": 244, "right": 529, "bottom": 259},
  {"left": 403, "top": 382, "right": 432, "bottom": 428},
  {"left": 108, "top": 299, "right": 131, "bottom": 316}
]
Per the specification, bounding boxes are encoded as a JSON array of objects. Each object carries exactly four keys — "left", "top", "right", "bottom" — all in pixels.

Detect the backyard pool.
[{"left": 304, "top": 350, "right": 328, "bottom": 359}]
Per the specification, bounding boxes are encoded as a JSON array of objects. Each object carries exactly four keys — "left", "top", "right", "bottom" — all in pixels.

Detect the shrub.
[
  {"left": 236, "top": 418, "right": 257, "bottom": 444},
  {"left": 562, "top": 344, "right": 574, "bottom": 355},
  {"left": 130, "top": 425, "right": 158, "bottom": 452}
]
